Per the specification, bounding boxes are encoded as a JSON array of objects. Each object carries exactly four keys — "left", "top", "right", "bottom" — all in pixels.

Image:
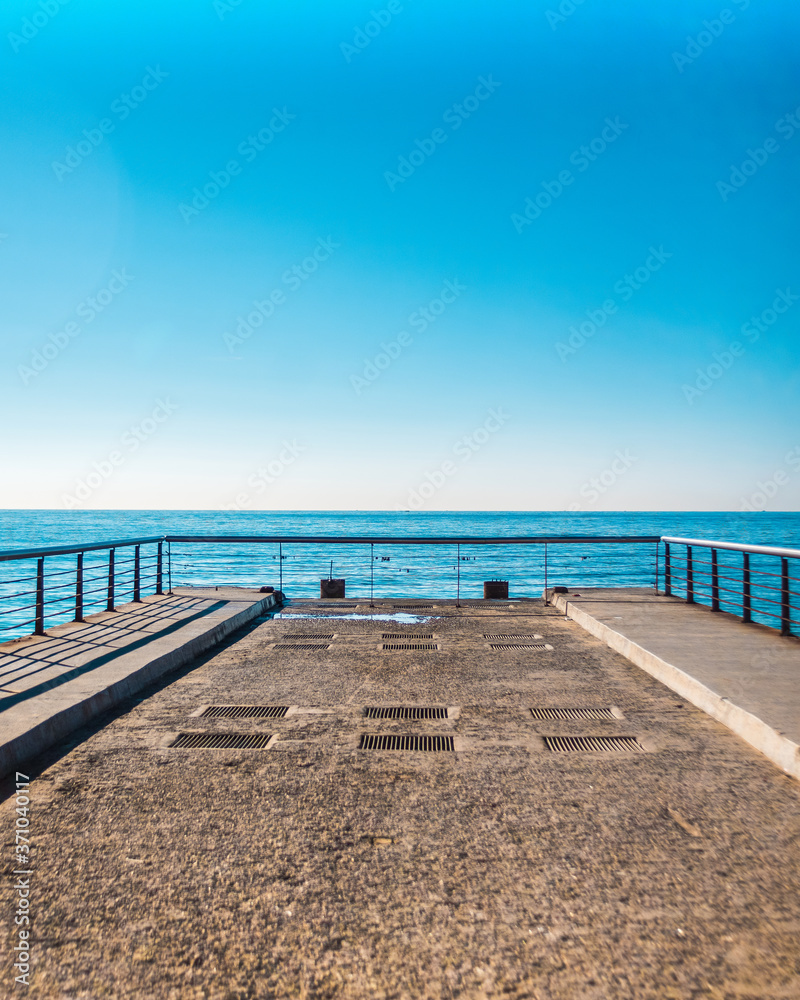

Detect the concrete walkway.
[
  {"left": 548, "top": 587, "right": 800, "bottom": 779},
  {"left": 0, "top": 586, "right": 279, "bottom": 779},
  {"left": 4, "top": 597, "right": 797, "bottom": 999}
]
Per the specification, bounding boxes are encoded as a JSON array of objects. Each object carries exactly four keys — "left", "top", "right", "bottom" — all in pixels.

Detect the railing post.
[
  {"left": 711, "top": 548, "right": 719, "bottom": 611},
  {"left": 156, "top": 542, "right": 163, "bottom": 595},
  {"left": 167, "top": 541, "right": 173, "bottom": 595},
  {"left": 107, "top": 548, "right": 115, "bottom": 611},
  {"left": 75, "top": 552, "right": 84, "bottom": 622},
  {"left": 686, "top": 546, "right": 694, "bottom": 603},
  {"left": 133, "top": 545, "right": 141, "bottom": 602},
  {"left": 664, "top": 542, "right": 671, "bottom": 596},
  {"left": 35, "top": 557, "right": 45, "bottom": 635},
  {"left": 544, "top": 542, "right": 548, "bottom": 604},
  {"left": 742, "top": 553, "right": 751, "bottom": 623},
  {"left": 655, "top": 541, "right": 660, "bottom": 594},
  {"left": 781, "top": 557, "right": 790, "bottom": 636}
]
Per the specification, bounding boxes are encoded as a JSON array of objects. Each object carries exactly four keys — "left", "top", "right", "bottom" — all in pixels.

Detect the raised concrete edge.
[
  {"left": 0, "top": 592, "right": 279, "bottom": 780},
  {"left": 548, "top": 590, "right": 800, "bottom": 781}
]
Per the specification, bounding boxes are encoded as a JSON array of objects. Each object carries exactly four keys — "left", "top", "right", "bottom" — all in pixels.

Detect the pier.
[{"left": 0, "top": 535, "right": 798, "bottom": 997}]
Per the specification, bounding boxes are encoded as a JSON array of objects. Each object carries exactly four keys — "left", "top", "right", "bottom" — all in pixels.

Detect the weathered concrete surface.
[
  {"left": 0, "top": 587, "right": 278, "bottom": 780},
  {"left": 1, "top": 598, "right": 798, "bottom": 1000},
  {"left": 548, "top": 588, "right": 800, "bottom": 779}
]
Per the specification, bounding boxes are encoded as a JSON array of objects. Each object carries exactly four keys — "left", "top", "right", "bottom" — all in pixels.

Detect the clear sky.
[{"left": 1, "top": 0, "right": 798, "bottom": 511}]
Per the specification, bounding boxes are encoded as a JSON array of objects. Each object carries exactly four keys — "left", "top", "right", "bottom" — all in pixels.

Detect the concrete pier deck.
[
  {"left": 1, "top": 597, "right": 797, "bottom": 999},
  {"left": 548, "top": 588, "right": 800, "bottom": 779},
  {"left": 0, "top": 587, "right": 279, "bottom": 781}
]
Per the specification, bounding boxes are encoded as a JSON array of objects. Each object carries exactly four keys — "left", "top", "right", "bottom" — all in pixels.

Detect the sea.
[{"left": 0, "top": 510, "right": 798, "bottom": 638}]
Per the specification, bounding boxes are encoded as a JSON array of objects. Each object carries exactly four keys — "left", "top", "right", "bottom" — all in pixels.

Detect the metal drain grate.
[
  {"left": 359, "top": 734, "right": 454, "bottom": 751},
  {"left": 272, "top": 643, "right": 330, "bottom": 650},
  {"left": 484, "top": 633, "right": 543, "bottom": 640},
  {"left": 365, "top": 706, "right": 448, "bottom": 719},
  {"left": 381, "top": 643, "right": 439, "bottom": 650},
  {"left": 392, "top": 604, "right": 433, "bottom": 609},
  {"left": 280, "top": 633, "right": 335, "bottom": 639},
  {"left": 381, "top": 633, "right": 435, "bottom": 640},
  {"left": 170, "top": 732, "right": 273, "bottom": 749},
  {"left": 489, "top": 642, "right": 550, "bottom": 650},
  {"left": 543, "top": 735, "right": 644, "bottom": 752},
  {"left": 530, "top": 707, "right": 617, "bottom": 721},
  {"left": 201, "top": 705, "right": 288, "bottom": 719}
]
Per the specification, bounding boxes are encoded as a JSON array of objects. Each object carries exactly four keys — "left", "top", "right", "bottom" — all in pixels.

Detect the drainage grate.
[
  {"left": 381, "top": 643, "right": 439, "bottom": 651},
  {"left": 280, "top": 633, "right": 335, "bottom": 640},
  {"left": 381, "top": 633, "right": 435, "bottom": 640},
  {"left": 489, "top": 642, "right": 550, "bottom": 650},
  {"left": 170, "top": 732, "right": 273, "bottom": 749},
  {"left": 201, "top": 705, "right": 288, "bottom": 719},
  {"left": 484, "top": 633, "right": 543, "bottom": 640},
  {"left": 359, "top": 734, "right": 454, "bottom": 751},
  {"left": 272, "top": 643, "right": 330, "bottom": 650},
  {"left": 530, "top": 707, "right": 617, "bottom": 720},
  {"left": 543, "top": 735, "right": 644, "bottom": 752},
  {"left": 392, "top": 604, "right": 433, "bottom": 609},
  {"left": 365, "top": 706, "right": 448, "bottom": 720}
]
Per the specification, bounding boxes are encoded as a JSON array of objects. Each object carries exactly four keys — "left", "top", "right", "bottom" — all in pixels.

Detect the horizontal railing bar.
[
  {"left": 0, "top": 603, "right": 40, "bottom": 617},
  {"left": 676, "top": 587, "right": 800, "bottom": 618},
  {"left": 80, "top": 585, "right": 114, "bottom": 598},
  {"left": 40, "top": 586, "right": 92, "bottom": 601},
  {"left": 663, "top": 536, "right": 800, "bottom": 559},
  {"left": 750, "top": 595, "right": 799, "bottom": 610},
  {"left": 0, "top": 591, "right": 37, "bottom": 602},
  {"left": 669, "top": 589, "right": 794, "bottom": 613},
  {"left": 166, "top": 534, "right": 662, "bottom": 545},
  {"left": 0, "top": 536, "right": 164, "bottom": 562},
  {"left": 24, "top": 565, "right": 77, "bottom": 578},
  {"left": 669, "top": 564, "right": 795, "bottom": 587},
  {"left": 703, "top": 578, "right": 786, "bottom": 595},
  {"left": 0, "top": 616, "right": 38, "bottom": 630},
  {"left": 38, "top": 577, "right": 81, "bottom": 592}
]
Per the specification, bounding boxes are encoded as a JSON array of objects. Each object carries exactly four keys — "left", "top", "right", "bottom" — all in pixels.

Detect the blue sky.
[{"left": 1, "top": 0, "right": 798, "bottom": 511}]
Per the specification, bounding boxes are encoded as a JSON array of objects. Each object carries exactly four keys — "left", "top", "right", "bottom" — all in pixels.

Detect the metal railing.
[
  {"left": 0, "top": 537, "right": 165, "bottom": 639},
  {"left": 0, "top": 533, "right": 659, "bottom": 641},
  {"left": 663, "top": 536, "right": 800, "bottom": 636},
  {"left": 0, "top": 531, "right": 796, "bottom": 641},
  {"left": 165, "top": 534, "right": 662, "bottom": 604}
]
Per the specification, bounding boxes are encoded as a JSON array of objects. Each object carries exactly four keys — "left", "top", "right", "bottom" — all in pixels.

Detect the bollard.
[{"left": 320, "top": 578, "right": 346, "bottom": 598}]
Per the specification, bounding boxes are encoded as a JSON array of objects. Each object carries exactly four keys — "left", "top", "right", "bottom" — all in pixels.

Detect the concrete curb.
[
  {"left": 0, "top": 593, "right": 278, "bottom": 780},
  {"left": 549, "top": 591, "right": 800, "bottom": 780}
]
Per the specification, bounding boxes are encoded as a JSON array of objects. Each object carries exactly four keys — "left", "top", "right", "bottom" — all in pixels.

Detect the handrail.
[
  {"left": 662, "top": 536, "right": 800, "bottom": 560},
  {"left": 0, "top": 533, "right": 792, "bottom": 562},
  {"left": 165, "top": 534, "right": 661, "bottom": 545},
  {"left": 0, "top": 536, "right": 163, "bottom": 562}
]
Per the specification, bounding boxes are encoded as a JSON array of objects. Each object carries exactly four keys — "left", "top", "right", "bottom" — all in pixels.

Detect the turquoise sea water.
[{"left": 0, "top": 510, "right": 798, "bottom": 637}]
